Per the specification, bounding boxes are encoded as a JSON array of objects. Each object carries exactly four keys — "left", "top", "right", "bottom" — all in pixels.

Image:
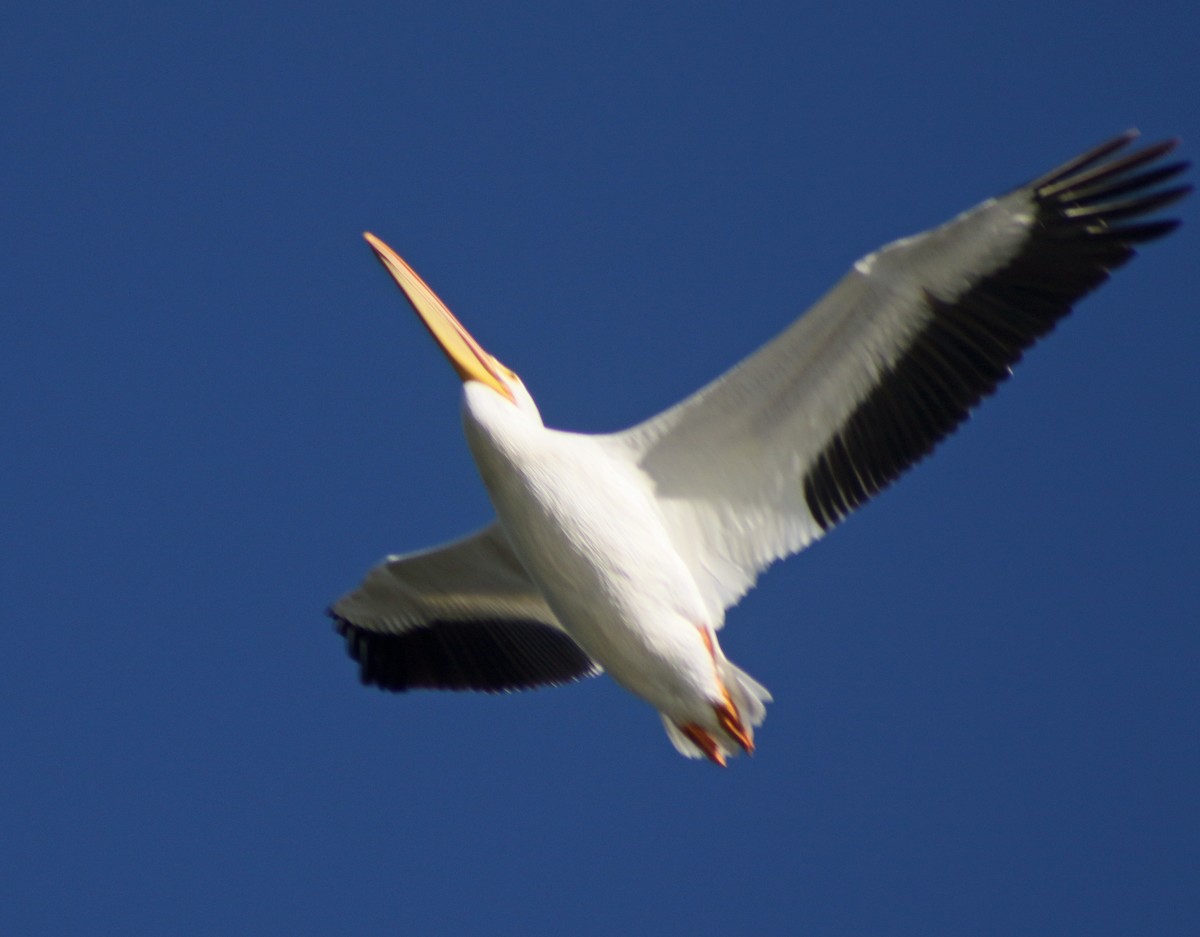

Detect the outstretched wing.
[
  {"left": 330, "top": 523, "right": 600, "bottom": 692},
  {"left": 609, "top": 131, "right": 1190, "bottom": 621}
]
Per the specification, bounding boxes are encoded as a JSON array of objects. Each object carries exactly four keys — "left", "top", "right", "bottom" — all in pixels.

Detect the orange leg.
[
  {"left": 679, "top": 723, "right": 727, "bottom": 767},
  {"left": 698, "top": 627, "right": 754, "bottom": 755},
  {"left": 714, "top": 695, "right": 754, "bottom": 754}
]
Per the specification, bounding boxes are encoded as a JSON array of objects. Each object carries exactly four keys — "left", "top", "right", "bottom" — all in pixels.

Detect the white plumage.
[{"left": 331, "top": 131, "right": 1189, "bottom": 765}]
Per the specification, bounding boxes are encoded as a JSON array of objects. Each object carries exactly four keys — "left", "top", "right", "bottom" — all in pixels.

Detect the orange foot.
[
  {"left": 697, "top": 627, "right": 754, "bottom": 757},
  {"left": 714, "top": 694, "right": 754, "bottom": 755},
  {"left": 679, "top": 723, "right": 727, "bottom": 767}
]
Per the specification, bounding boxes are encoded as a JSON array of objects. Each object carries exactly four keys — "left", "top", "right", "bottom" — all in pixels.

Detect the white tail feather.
[{"left": 721, "top": 659, "right": 772, "bottom": 730}]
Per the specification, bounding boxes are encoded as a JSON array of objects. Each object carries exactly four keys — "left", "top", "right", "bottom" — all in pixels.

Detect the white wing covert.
[
  {"left": 609, "top": 132, "right": 1189, "bottom": 621},
  {"left": 330, "top": 523, "right": 601, "bottom": 692}
]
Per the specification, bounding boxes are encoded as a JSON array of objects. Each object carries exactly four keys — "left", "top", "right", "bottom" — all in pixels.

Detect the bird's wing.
[
  {"left": 607, "top": 131, "right": 1189, "bottom": 621},
  {"left": 329, "top": 523, "right": 601, "bottom": 692}
]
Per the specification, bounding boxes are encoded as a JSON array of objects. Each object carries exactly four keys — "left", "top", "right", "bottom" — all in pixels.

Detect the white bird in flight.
[{"left": 330, "top": 131, "right": 1189, "bottom": 766}]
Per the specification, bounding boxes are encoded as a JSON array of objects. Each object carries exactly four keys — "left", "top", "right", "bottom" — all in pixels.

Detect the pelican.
[{"left": 330, "top": 131, "right": 1189, "bottom": 765}]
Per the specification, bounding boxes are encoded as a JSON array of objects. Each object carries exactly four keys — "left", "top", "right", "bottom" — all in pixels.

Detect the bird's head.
[{"left": 364, "top": 232, "right": 542, "bottom": 423}]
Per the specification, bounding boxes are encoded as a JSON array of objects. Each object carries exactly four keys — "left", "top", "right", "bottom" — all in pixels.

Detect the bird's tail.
[
  {"left": 661, "top": 660, "right": 772, "bottom": 762},
  {"left": 721, "top": 658, "right": 772, "bottom": 734}
]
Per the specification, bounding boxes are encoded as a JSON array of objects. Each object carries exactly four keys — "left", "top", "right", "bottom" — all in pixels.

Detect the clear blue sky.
[{"left": 3, "top": 3, "right": 1197, "bottom": 935}]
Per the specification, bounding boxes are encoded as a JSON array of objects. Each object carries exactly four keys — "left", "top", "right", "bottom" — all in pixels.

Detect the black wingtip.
[
  {"left": 801, "top": 131, "right": 1188, "bottom": 532},
  {"left": 331, "top": 612, "right": 600, "bottom": 694},
  {"left": 1032, "top": 130, "right": 1141, "bottom": 190}
]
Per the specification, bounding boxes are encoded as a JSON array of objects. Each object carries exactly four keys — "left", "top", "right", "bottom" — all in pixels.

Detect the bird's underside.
[{"left": 330, "top": 130, "right": 1190, "bottom": 765}]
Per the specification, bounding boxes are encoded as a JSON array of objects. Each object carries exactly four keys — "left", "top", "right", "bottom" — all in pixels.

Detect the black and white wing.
[
  {"left": 608, "top": 131, "right": 1190, "bottom": 621},
  {"left": 330, "top": 524, "right": 600, "bottom": 692}
]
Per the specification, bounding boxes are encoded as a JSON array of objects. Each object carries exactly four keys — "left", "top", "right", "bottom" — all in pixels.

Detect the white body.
[{"left": 463, "top": 382, "right": 768, "bottom": 754}]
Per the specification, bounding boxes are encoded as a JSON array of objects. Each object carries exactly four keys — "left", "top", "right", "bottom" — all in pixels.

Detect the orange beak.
[{"left": 364, "top": 232, "right": 515, "bottom": 402}]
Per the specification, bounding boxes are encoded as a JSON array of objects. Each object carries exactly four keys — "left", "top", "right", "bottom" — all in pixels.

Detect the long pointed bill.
[{"left": 363, "top": 232, "right": 514, "bottom": 402}]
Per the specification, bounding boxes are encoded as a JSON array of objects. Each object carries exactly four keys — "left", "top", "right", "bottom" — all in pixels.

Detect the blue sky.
[{"left": 3, "top": 2, "right": 1197, "bottom": 934}]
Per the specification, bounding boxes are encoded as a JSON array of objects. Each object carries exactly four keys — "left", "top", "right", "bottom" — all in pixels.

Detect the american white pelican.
[{"left": 331, "top": 131, "right": 1189, "bottom": 765}]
